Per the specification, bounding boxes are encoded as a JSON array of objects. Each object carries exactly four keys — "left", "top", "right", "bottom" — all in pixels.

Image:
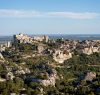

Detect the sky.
[{"left": 0, "top": 0, "right": 100, "bottom": 35}]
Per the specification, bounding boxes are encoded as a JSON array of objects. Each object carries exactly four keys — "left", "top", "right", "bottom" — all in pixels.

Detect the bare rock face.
[
  {"left": 41, "top": 77, "right": 56, "bottom": 86},
  {"left": 26, "top": 69, "right": 57, "bottom": 87},
  {"left": 40, "top": 69, "right": 57, "bottom": 86},
  {"left": 0, "top": 77, "right": 6, "bottom": 82},
  {"left": 82, "top": 46, "right": 99, "bottom": 55},
  {"left": 84, "top": 72, "right": 96, "bottom": 81},
  {"left": 37, "top": 44, "right": 44, "bottom": 54},
  {"left": 0, "top": 53, "right": 4, "bottom": 60},
  {"left": 15, "top": 69, "right": 25, "bottom": 75},
  {"left": 6, "top": 72, "right": 15, "bottom": 80},
  {"left": 15, "top": 67, "right": 30, "bottom": 75},
  {"left": 53, "top": 50, "right": 72, "bottom": 63}
]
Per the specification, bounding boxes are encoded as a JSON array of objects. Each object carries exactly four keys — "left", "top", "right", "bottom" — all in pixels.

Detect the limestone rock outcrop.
[
  {"left": 37, "top": 44, "right": 44, "bottom": 53},
  {"left": 0, "top": 53, "right": 4, "bottom": 60},
  {"left": 40, "top": 69, "right": 57, "bottom": 86},
  {"left": 84, "top": 72, "right": 96, "bottom": 81},
  {"left": 82, "top": 46, "right": 99, "bottom": 55},
  {"left": 26, "top": 69, "right": 57, "bottom": 87}
]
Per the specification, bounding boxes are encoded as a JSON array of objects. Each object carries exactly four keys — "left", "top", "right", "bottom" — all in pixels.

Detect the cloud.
[
  {"left": 47, "top": 12, "right": 99, "bottom": 19},
  {"left": 0, "top": 9, "right": 42, "bottom": 17},
  {"left": 0, "top": 9, "right": 99, "bottom": 19}
]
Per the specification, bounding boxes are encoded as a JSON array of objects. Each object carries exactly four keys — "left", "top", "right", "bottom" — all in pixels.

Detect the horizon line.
[{"left": 1, "top": 33, "right": 100, "bottom": 36}]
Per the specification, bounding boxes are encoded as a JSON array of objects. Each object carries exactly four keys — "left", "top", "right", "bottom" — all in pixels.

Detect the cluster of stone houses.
[
  {"left": 0, "top": 33, "right": 99, "bottom": 89},
  {"left": 33, "top": 35, "right": 49, "bottom": 43},
  {"left": 52, "top": 40, "right": 100, "bottom": 63},
  {"left": 0, "top": 41, "right": 12, "bottom": 52},
  {"left": 14, "top": 33, "right": 33, "bottom": 44},
  {"left": 13, "top": 33, "right": 100, "bottom": 64},
  {"left": 14, "top": 33, "right": 49, "bottom": 44}
]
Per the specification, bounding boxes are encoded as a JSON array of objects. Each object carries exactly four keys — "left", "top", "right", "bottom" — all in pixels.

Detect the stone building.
[
  {"left": 14, "top": 33, "right": 33, "bottom": 44},
  {"left": 53, "top": 50, "right": 72, "bottom": 63},
  {"left": 33, "top": 35, "right": 49, "bottom": 42}
]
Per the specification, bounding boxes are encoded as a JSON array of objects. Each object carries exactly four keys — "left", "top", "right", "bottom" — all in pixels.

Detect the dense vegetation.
[{"left": 0, "top": 42, "right": 100, "bottom": 95}]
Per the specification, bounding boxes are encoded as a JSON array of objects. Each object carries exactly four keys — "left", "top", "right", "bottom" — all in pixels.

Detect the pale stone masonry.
[
  {"left": 14, "top": 33, "right": 49, "bottom": 44},
  {"left": 14, "top": 33, "right": 33, "bottom": 43},
  {"left": 0, "top": 41, "right": 12, "bottom": 52},
  {"left": 33, "top": 35, "right": 49, "bottom": 42},
  {"left": 53, "top": 50, "right": 72, "bottom": 63}
]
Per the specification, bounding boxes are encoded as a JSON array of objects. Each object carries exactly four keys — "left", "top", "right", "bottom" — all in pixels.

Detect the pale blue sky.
[{"left": 0, "top": 0, "right": 100, "bottom": 35}]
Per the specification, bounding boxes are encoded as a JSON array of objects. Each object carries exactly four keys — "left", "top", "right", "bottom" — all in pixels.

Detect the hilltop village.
[{"left": 0, "top": 33, "right": 100, "bottom": 95}]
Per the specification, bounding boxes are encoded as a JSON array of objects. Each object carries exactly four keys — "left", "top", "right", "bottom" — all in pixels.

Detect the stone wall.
[{"left": 53, "top": 50, "right": 72, "bottom": 63}]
